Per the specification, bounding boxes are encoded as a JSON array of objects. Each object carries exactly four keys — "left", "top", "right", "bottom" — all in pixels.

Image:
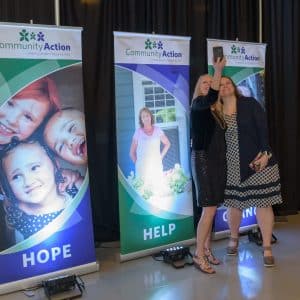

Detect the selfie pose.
[
  {"left": 220, "top": 76, "right": 282, "bottom": 267},
  {"left": 191, "top": 57, "right": 226, "bottom": 274}
]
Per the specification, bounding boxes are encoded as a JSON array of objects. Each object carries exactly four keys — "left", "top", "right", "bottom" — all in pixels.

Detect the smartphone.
[{"left": 213, "top": 46, "right": 224, "bottom": 62}]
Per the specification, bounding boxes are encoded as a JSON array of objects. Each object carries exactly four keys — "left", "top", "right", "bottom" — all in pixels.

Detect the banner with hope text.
[{"left": 0, "top": 23, "right": 97, "bottom": 294}]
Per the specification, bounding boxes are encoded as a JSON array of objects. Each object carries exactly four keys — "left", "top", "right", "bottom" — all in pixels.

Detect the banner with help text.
[
  {"left": 114, "top": 32, "right": 194, "bottom": 260},
  {"left": 207, "top": 39, "right": 267, "bottom": 236},
  {"left": 0, "top": 23, "right": 97, "bottom": 294}
]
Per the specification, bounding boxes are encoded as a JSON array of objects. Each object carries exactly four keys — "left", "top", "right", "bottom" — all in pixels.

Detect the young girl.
[
  {"left": 0, "top": 139, "right": 71, "bottom": 239},
  {"left": 43, "top": 108, "right": 87, "bottom": 166},
  {"left": 0, "top": 77, "right": 60, "bottom": 147}
]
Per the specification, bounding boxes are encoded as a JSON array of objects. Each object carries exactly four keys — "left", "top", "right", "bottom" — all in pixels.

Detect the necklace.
[{"left": 143, "top": 126, "right": 154, "bottom": 135}]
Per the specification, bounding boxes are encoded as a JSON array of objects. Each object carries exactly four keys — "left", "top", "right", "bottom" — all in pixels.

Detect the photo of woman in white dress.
[{"left": 130, "top": 107, "right": 170, "bottom": 195}]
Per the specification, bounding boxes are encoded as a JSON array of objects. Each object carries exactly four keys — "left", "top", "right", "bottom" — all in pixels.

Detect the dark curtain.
[
  {"left": 190, "top": 0, "right": 259, "bottom": 93},
  {"left": 59, "top": 0, "right": 193, "bottom": 241},
  {"left": 0, "top": 0, "right": 298, "bottom": 242},
  {"left": 0, "top": 0, "right": 55, "bottom": 24},
  {"left": 59, "top": 0, "right": 261, "bottom": 241},
  {"left": 263, "top": 0, "right": 300, "bottom": 214}
]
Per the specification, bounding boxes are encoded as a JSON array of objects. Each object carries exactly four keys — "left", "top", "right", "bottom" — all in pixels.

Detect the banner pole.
[
  {"left": 259, "top": 0, "right": 262, "bottom": 43},
  {"left": 54, "top": 0, "right": 60, "bottom": 26}
]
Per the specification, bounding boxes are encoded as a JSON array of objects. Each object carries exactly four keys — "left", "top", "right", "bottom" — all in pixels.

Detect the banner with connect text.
[
  {"left": 114, "top": 32, "right": 194, "bottom": 260},
  {"left": 0, "top": 23, "right": 97, "bottom": 294},
  {"left": 207, "top": 39, "right": 267, "bottom": 237}
]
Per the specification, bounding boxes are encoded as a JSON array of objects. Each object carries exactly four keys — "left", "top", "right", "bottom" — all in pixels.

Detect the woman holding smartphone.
[
  {"left": 219, "top": 76, "right": 282, "bottom": 267},
  {"left": 191, "top": 57, "right": 226, "bottom": 274}
]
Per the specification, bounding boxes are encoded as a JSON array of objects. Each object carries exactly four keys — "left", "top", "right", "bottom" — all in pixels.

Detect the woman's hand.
[
  {"left": 213, "top": 57, "right": 226, "bottom": 73},
  {"left": 249, "top": 152, "right": 269, "bottom": 172},
  {"left": 211, "top": 57, "right": 226, "bottom": 91}
]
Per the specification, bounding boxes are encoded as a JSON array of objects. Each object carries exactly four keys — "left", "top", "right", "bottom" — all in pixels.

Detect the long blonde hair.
[
  {"left": 192, "top": 74, "right": 226, "bottom": 129},
  {"left": 192, "top": 74, "right": 211, "bottom": 99}
]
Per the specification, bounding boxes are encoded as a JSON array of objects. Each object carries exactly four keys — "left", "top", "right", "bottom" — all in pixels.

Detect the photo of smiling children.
[{"left": 0, "top": 64, "right": 87, "bottom": 246}]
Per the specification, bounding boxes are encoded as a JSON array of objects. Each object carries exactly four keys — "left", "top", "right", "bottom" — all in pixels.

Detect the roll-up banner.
[
  {"left": 207, "top": 39, "right": 267, "bottom": 238},
  {"left": 114, "top": 32, "right": 194, "bottom": 261},
  {"left": 0, "top": 23, "right": 98, "bottom": 294}
]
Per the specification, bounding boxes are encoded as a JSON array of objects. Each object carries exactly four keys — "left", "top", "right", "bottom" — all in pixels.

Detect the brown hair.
[
  {"left": 138, "top": 107, "right": 155, "bottom": 128},
  {"left": 210, "top": 96, "right": 226, "bottom": 129},
  {"left": 220, "top": 76, "right": 241, "bottom": 99}
]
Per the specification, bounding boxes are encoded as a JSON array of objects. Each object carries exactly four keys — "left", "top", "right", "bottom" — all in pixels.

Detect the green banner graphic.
[{"left": 114, "top": 32, "right": 194, "bottom": 260}]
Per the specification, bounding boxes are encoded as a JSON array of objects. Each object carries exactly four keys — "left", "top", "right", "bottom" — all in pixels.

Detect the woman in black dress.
[{"left": 191, "top": 58, "right": 226, "bottom": 274}]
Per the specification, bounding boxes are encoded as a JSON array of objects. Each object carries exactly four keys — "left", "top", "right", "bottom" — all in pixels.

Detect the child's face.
[
  {"left": 0, "top": 98, "right": 50, "bottom": 145},
  {"left": 141, "top": 111, "right": 152, "bottom": 127},
  {"left": 44, "top": 110, "right": 87, "bottom": 165},
  {"left": 3, "top": 143, "right": 56, "bottom": 206}
]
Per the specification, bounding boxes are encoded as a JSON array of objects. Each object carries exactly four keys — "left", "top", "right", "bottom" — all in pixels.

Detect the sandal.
[
  {"left": 193, "top": 255, "right": 216, "bottom": 274},
  {"left": 227, "top": 236, "right": 239, "bottom": 256},
  {"left": 205, "top": 248, "right": 221, "bottom": 265},
  {"left": 263, "top": 246, "right": 275, "bottom": 267}
]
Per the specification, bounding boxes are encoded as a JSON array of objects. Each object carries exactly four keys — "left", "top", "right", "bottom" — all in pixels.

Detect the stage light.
[
  {"left": 42, "top": 274, "right": 84, "bottom": 299},
  {"left": 159, "top": 245, "right": 193, "bottom": 268}
]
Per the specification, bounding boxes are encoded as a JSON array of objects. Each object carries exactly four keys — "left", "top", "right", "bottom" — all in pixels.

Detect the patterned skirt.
[{"left": 224, "top": 113, "right": 282, "bottom": 210}]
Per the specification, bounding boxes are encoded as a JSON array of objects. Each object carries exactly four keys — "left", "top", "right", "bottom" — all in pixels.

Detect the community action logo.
[
  {"left": 0, "top": 28, "right": 71, "bottom": 52},
  {"left": 225, "top": 44, "right": 260, "bottom": 62},
  {"left": 125, "top": 38, "right": 183, "bottom": 60}
]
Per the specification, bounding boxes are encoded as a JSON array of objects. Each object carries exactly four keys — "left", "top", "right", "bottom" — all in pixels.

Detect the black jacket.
[
  {"left": 236, "top": 96, "right": 276, "bottom": 182},
  {"left": 190, "top": 88, "right": 220, "bottom": 151}
]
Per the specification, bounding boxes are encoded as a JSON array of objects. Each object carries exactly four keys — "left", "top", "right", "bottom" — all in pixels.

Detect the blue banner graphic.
[{"left": 0, "top": 23, "right": 97, "bottom": 293}]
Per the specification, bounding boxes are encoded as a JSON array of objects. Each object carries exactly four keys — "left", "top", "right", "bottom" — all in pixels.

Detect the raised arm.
[
  {"left": 191, "top": 88, "right": 219, "bottom": 110},
  {"left": 191, "top": 57, "right": 226, "bottom": 110}
]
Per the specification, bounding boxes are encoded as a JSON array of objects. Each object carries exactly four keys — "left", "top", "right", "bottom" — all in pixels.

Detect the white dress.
[{"left": 133, "top": 126, "right": 165, "bottom": 191}]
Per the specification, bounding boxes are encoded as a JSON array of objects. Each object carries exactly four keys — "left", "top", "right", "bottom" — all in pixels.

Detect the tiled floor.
[{"left": 1, "top": 214, "right": 300, "bottom": 300}]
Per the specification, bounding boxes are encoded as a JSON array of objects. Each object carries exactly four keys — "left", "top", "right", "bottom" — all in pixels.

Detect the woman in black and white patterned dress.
[{"left": 219, "top": 76, "right": 282, "bottom": 267}]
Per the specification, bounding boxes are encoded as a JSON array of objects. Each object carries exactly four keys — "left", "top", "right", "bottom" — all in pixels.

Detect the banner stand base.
[
  {"left": 212, "top": 224, "right": 258, "bottom": 240},
  {"left": 0, "top": 261, "right": 99, "bottom": 296},
  {"left": 120, "top": 238, "right": 195, "bottom": 262}
]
